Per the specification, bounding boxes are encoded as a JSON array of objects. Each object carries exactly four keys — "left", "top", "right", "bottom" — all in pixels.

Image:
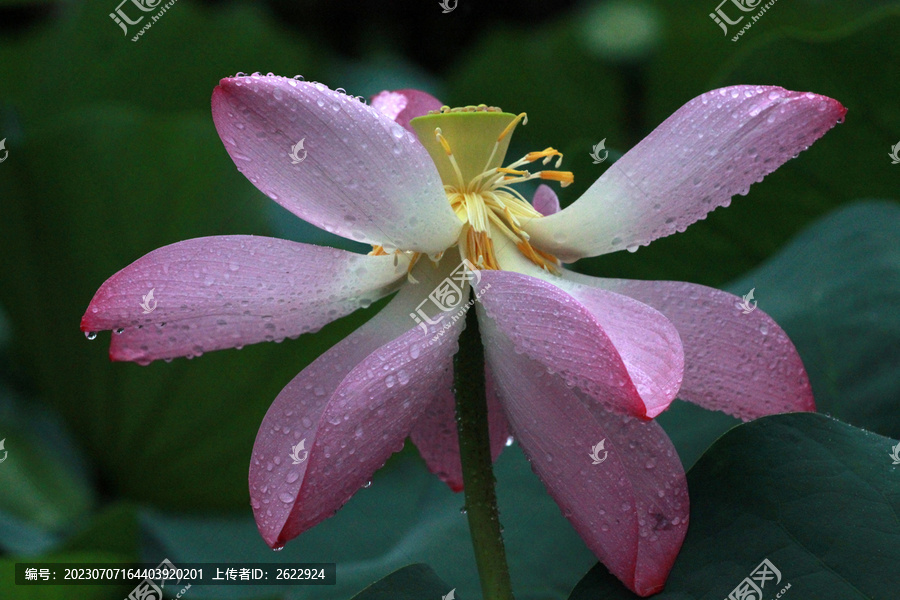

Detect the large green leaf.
[
  {"left": 349, "top": 564, "right": 452, "bottom": 600},
  {"left": 570, "top": 413, "right": 900, "bottom": 598}
]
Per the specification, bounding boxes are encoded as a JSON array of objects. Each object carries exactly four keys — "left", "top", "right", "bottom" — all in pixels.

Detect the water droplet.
[
  {"left": 279, "top": 492, "right": 294, "bottom": 503},
  {"left": 272, "top": 545, "right": 284, "bottom": 552},
  {"left": 85, "top": 331, "right": 97, "bottom": 340},
  {"left": 362, "top": 480, "right": 372, "bottom": 488},
  {"left": 505, "top": 436, "right": 514, "bottom": 447}
]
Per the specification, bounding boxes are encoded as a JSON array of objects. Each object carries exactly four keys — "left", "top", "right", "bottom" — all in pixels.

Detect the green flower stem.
[{"left": 454, "top": 300, "right": 515, "bottom": 600}]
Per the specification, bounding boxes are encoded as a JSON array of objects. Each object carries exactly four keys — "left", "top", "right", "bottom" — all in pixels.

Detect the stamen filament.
[{"left": 435, "top": 128, "right": 467, "bottom": 189}]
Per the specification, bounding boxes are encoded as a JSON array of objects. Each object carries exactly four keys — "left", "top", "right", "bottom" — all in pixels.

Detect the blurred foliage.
[{"left": 0, "top": 0, "right": 898, "bottom": 598}]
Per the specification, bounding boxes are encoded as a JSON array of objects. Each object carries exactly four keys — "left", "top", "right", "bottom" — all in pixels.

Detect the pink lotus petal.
[
  {"left": 532, "top": 184, "right": 561, "bottom": 216},
  {"left": 561, "top": 283, "right": 684, "bottom": 419},
  {"left": 250, "top": 254, "right": 468, "bottom": 547},
  {"left": 523, "top": 86, "right": 846, "bottom": 261},
  {"left": 475, "top": 269, "right": 682, "bottom": 419},
  {"left": 371, "top": 89, "right": 443, "bottom": 133},
  {"left": 480, "top": 309, "right": 688, "bottom": 596},
  {"left": 586, "top": 277, "right": 815, "bottom": 420},
  {"left": 409, "top": 366, "right": 510, "bottom": 491},
  {"left": 81, "top": 236, "right": 406, "bottom": 363},
  {"left": 212, "top": 75, "right": 461, "bottom": 254}
]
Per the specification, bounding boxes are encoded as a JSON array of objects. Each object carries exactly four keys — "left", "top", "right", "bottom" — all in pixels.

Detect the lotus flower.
[{"left": 81, "top": 74, "right": 845, "bottom": 595}]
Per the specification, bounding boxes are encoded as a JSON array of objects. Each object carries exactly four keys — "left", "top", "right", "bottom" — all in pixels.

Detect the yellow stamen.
[
  {"left": 434, "top": 128, "right": 466, "bottom": 189},
  {"left": 389, "top": 108, "right": 571, "bottom": 274},
  {"left": 525, "top": 147, "right": 564, "bottom": 167},
  {"left": 539, "top": 170, "right": 574, "bottom": 187},
  {"left": 496, "top": 167, "right": 529, "bottom": 176},
  {"left": 497, "top": 112, "right": 528, "bottom": 142},
  {"left": 517, "top": 241, "right": 561, "bottom": 274}
]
